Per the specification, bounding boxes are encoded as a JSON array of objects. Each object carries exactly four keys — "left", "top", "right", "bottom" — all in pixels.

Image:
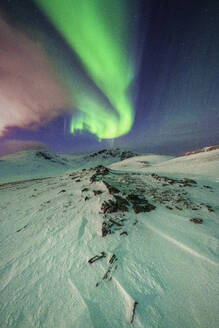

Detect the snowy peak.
[
  {"left": 87, "top": 148, "right": 138, "bottom": 161},
  {"left": 0, "top": 150, "right": 70, "bottom": 183},
  {"left": 184, "top": 145, "right": 219, "bottom": 156},
  {"left": 0, "top": 149, "right": 65, "bottom": 164},
  {"left": 35, "top": 150, "right": 67, "bottom": 165}
]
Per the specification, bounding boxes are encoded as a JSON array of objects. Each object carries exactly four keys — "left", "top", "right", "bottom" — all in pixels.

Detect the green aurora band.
[{"left": 35, "top": 0, "right": 134, "bottom": 139}]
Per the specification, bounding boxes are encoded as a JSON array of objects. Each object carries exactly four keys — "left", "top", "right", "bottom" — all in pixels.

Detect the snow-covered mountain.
[
  {"left": 184, "top": 145, "right": 219, "bottom": 156},
  {"left": 0, "top": 150, "right": 71, "bottom": 183},
  {"left": 0, "top": 148, "right": 218, "bottom": 327},
  {"left": 110, "top": 149, "right": 219, "bottom": 179},
  {"left": 0, "top": 148, "right": 138, "bottom": 183}
]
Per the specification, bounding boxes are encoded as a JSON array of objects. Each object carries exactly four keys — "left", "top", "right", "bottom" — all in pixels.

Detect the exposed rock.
[
  {"left": 127, "top": 194, "right": 146, "bottom": 204},
  {"left": 109, "top": 254, "right": 118, "bottom": 265},
  {"left": 109, "top": 218, "right": 123, "bottom": 227},
  {"left": 182, "top": 178, "right": 197, "bottom": 187},
  {"left": 131, "top": 301, "right": 138, "bottom": 324},
  {"left": 88, "top": 149, "right": 137, "bottom": 161},
  {"left": 95, "top": 165, "right": 110, "bottom": 175},
  {"left": 101, "top": 196, "right": 129, "bottom": 214},
  {"left": 150, "top": 173, "right": 197, "bottom": 187},
  {"left": 139, "top": 160, "right": 150, "bottom": 166},
  {"left": 127, "top": 193, "right": 156, "bottom": 213},
  {"left": 88, "top": 252, "right": 106, "bottom": 264},
  {"left": 93, "top": 190, "right": 103, "bottom": 196},
  {"left": 102, "top": 268, "right": 112, "bottom": 280},
  {"left": 16, "top": 224, "right": 28, "bottom": 232},
  {"left": 101, "top": 217, "right": 125, "bottom": 237},
  {"left": 190, "top": 218, "right": 203, "bottom": 224},
  {"left": 146, "top": 186, "right": 202, "bottom": 211},
  {"left": 58, "top": 189, "right": 66, "bottom": 193},
  {"left": 120, "top": 150, "right": 137, "bottom": 161},
  {"left": 35, "top": 151, "right": 52, "bottom": 160},
  {"left": 90, "top": 165, "right": 110, "bottom": 183},
  {"left": 102, "top": 221, "right": 112, "bottom": 237},
  {"left": 101, "top": 200, "right": 118, "bottom": 214},
  {"left": 206, "top": 205, "right": 214, "bottom": 212},
  {"left": 114, "top": 195, "right": 129, "bottom": 211},
  {"left": 133, "top": 202, "right": 156, "bottom": 214},
  {"left": 69, "top": 173, "right": 78, "bottom": 178},
  {"left": 185, "top": 145, "right": 219, "bottom": 156},
  {"left": 203, "top": 185, "right": 212, "bottom": 189},
  {"left": 103, "top": 181, "right": 120, "bottom": 194},
  {"left": 35, "top": 151, "right": 66, "bottom": 165},
  {"left": 102, "top": 255, "right": 118, "bottom": 281},
  {"left": 89, "top": 149, "right": 107, "bottom": 157},
  {"left": 120, "top": 231, "right": 128, "bottom": 236}
]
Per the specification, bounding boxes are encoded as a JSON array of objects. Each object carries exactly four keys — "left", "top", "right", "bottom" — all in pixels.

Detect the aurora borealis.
[
  {"left": 35, "top": 0, "right": 135, "bottom": 139},
  {"left": 0, "top": 0, "right": 218, "bottom": 156}
]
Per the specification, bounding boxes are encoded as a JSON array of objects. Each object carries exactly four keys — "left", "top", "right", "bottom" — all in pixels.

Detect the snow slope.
[
  {"left": 146, "top": 149, "right": 219, "bottom": 179},
  {"left": 110, "top": 149, "right": 219, "bottom": 180},
  {"left": 110, "top": 154, "right": 173, "bottom": 171},
  {"left": 0, "top": 151, "right": 218, "bottom": 327},
  {"left": 0, "top": 150, "right": 73, "bottom": 184}
]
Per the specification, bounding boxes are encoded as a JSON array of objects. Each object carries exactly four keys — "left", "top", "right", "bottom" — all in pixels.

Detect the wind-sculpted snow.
[{"left": 0, "top": 163, "right": 218, "bottom": 327}]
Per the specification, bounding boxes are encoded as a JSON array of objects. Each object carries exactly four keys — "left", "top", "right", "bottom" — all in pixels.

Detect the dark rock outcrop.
[
  {"left": 127, "top": 194, "right": 156, "bottom": 214},
  {"left": 101, "top": 195, "right": 129, "bottom": 214},
  {"left": 190, "top": 218, "right": 203, "bottom": 224},
  {"left": 90, "top": 166, "right": 110, "bottom": 183},
  {"left": 103, "top": 181, "right": 120, "bottom": 194},
  {"left": 88, "top": 252, "right": 106, "bottom": 264}
]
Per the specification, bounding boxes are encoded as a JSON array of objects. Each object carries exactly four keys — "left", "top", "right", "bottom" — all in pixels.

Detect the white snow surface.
[
  {"left": 0, "top": 149, "right": 218, "bottom": 327},
  {"left": 110, "top": 149, "right": 219, "bottom": 180}
]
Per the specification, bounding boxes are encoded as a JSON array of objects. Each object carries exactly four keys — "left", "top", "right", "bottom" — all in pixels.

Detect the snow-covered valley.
[{"left": 0, "top": 149, "right": 218, "bottom": 327}]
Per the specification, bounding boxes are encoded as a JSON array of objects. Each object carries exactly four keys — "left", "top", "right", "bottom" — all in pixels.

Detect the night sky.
[{"left": 0, "top": 0, "right": 218, "bottom": 156}]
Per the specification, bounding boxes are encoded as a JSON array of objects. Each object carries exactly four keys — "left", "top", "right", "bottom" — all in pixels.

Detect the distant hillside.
[
  {"left": 184, "top": 145, "right": 219, "bottom": 156},
  {"left": 0, "top": 149, "right": 139, "bottom": 183},
  {"left": 110, "top": 148, "right": 219, "bottom": 179}
]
